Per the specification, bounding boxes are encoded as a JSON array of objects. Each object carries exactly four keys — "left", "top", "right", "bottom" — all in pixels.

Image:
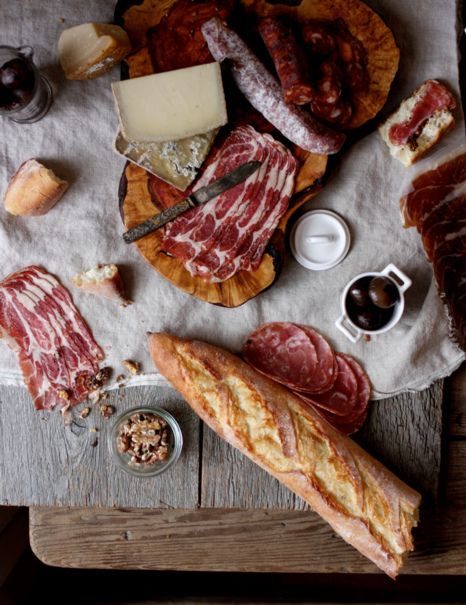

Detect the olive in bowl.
[{"left": 336, "top": 264, "right": 412, "bottom": 343}]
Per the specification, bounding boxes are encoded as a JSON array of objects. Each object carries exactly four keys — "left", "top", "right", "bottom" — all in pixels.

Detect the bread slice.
[
  {"left": 3, "top": 159, "right": 69, "bottom": 216},
  {"left": 148, "top": 332, "right": 421, "bottom": 578},
  {"left": 379, "top": 80, "right": 455, "bottom": 167}
]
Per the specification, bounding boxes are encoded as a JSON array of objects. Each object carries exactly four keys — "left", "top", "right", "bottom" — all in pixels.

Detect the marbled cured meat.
[
  {"left": 161, "top": 125, "right": 297, "bottom": 282},
  {"left": 201, "top": 18, "right": 345, "bottom": 155},
  {"left": 0, "top": 266, "right": 104, "bottom": 410},
  {"left": 399, "top": 147, "right": 466, "bottom": 350}
]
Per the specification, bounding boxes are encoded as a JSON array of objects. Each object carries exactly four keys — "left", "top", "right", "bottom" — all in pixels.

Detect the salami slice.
[
  {"left": 298, "top": 353, "right": 358, "bottom": 416},
  {"left": 314, "top": 404, "right": 369, "bottom": 436},
  {"left": 243, "top": 322, "right": 321, "bottom": 391},
  {"left": 296, "top": 325, "right": 337, "bottom": 393}
]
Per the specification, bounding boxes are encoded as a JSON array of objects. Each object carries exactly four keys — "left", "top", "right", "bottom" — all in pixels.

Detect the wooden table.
[{"left": 27, "top": 364, "right": 466, "bottom": 575}]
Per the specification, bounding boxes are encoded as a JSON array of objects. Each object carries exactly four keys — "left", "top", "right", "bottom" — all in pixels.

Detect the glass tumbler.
[{"left": 0, "top": 45, "right": 53, "bottom": 123}]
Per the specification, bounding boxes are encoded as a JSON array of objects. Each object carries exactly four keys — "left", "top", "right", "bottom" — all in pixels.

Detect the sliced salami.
[
  {"left": 243, "top": 322, "right": 321, "bottom": 391},
  {"left": 297, "top": 353, "right": 358, "bottom": 416},
  {"left": 296, "top": 325, "right": 337, "bottom": 393},
  {"left": 310, "top": 353, "right": 371, "bottom": 434}
]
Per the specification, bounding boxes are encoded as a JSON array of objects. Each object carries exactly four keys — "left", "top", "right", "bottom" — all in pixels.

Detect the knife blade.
[{"left": 123, "top": 160, "right": 262, "bottom": 244}]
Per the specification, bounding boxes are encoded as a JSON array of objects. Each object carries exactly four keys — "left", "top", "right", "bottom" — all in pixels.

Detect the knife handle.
[{"left": 123, "top": 198, "right": 194, "bottom": 244}]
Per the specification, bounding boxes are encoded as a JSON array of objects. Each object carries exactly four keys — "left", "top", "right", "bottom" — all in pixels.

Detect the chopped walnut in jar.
[{"left": 116, "top": 412, "right": 171, "bottom": 466}]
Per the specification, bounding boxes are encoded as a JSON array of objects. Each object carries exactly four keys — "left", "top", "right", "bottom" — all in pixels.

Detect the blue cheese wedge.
[
  {"left": 112, "top": 63, "right": 228, "bottom": 143},
  {"left": 114, "top": 129, "right": 217, "bottom": 191}
]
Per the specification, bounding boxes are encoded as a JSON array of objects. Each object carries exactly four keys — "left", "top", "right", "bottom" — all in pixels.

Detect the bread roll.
[
  {"left": 379, "top": 79, "right": 456, "bottom": 167},
  {"left": 72, "top": 264, "right": 130, "bottom": 306},
  {"left": 3, "top": 159, "right": 69, "bottom": 216},
  {"left": 58, "top": 23, "right": 131, "bottom": 80},
  {"left": 148, "top": 332, "right": 421, "bottom": 578}
]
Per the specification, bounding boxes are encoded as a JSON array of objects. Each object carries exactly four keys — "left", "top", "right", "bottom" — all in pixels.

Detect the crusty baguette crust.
[
  {"left": 148, "top": 332, "right": 421, "bottom": 579},
  {"left": 379, "top": 80, "right": 455, "bottom": 166},
  {"left": 3, "top": 159, "right": 69, "bottom": 216}
]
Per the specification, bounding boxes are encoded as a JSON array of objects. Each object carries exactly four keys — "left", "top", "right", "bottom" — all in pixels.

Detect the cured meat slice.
[
  {"left": 296, "top": 354, "right": 358, "bottom": 416},
  {"left": 201, "top": 17, "right": 345, "bottom": 154},
  {"left": 399, "top": 147, "right": 466, "bottom": 350},
  {"left": 0, "top": 266, "right": 104, "bottom": 410},
  {"left": 388, "top": 80, "right": 456, "bottom": 146},
  {"left": 149, "top": 0, "right": 235, "bottom": 72},
  {"left": 162, "top": 125, "right": 298, "bottom": 283},
  {"left": 315, "top": 353, "right": 371, "bottom": 435},
  {"left": 243, "top": 322, "right": 337, "bottom": 393}
]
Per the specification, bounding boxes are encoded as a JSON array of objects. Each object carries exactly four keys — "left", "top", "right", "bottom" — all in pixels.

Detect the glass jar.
[
  {"left": 110, "top": 406, "right": 183, "bottom": 477},
  {"left": 0, "top": 45, "right": 53, "bottom": 123}
]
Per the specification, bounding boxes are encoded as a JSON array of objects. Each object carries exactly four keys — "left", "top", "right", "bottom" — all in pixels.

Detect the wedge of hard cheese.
[
  {"left": 148, "top": 332, "right": 421, "bottom": 578},
  {"left": 58, "top": 23, "right": 131, "bottom": 80},
  {"left": 112, "top": 63, "right": 227, "bottom": 143}
]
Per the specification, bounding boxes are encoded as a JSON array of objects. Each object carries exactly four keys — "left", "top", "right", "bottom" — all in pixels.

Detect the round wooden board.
[{"left": 116, "top": 0, "right": 399, "bottom": 307}]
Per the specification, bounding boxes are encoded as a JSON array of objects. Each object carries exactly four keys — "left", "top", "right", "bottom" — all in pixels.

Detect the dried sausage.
[
  {"left": 201, "top": 18, "right": 345, "bottom": 154},
  {"left": 258, "top": 16, "right": 314, "bottom": 105}
]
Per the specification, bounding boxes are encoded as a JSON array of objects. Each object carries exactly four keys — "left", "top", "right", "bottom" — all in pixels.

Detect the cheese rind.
[
  {"left": 58, "top": 23, "right": 131, "bottom": 80},
  {"left": 114, "top": 129, "right": 217, "bottom": 191},
  {"left": 111, "top": 63, "right": 228, "bottom": 143}
]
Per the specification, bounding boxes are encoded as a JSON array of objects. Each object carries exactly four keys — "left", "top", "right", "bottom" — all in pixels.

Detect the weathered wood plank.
[
  {"left": 447, "top": 362, "right": 466, "bottom": 436},
  {"left": 28, "top": 442, "right": 465, "bottom": 574},
  {"left": 357, "top": 381, "right": 444, "bottom": 500},
  {"left": 0, "top": 386, "right": 200, "bottom": 508},
  {"left": 201, "top": 382, "right": 444, "bottom": 508}
]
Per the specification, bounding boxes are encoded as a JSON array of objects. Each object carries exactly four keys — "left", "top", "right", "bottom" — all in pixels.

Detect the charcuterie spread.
[
  {"left": 400, "top": 146, "right": 466, "bottom": 351},
  {"left": 118, "top": 0, "right": 400, "bottom": 306},
  {"left": 0, "top": 266, "right": 104, "bottom": 410},
  {"left": 148, "top": 331, "right": 421, "bottom": 578},
  {"left": 1, "top": 0, "right": 465, "bottom": 580}
]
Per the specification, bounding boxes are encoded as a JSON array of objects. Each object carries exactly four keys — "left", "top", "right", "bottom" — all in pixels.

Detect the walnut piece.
[{"left": 116, "top": 411, "right": 171, "bottom": 467}]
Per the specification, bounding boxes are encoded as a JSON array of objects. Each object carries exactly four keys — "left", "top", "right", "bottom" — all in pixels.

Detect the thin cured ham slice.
[
  {"left": 0, "top": 266, "right": 104, "bottom": 410},
  {"left": 243, "top": 322, "right": 336, "bottom": 394},
  {"left": 161, "top": 125, "right": 298, "bottom": 282},
  {"left": 400, "top": 146, "right": 466, "bottom": 351}
]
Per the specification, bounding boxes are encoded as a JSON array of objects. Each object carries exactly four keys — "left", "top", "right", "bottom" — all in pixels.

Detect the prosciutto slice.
[
  {"left": 161, "top": 125, "right": 298, "bottom": 282},
  {"left": 0, "top": 266, "right": 104, "bottom": 410},
  {"left": 400, "top": 147, "right": 466, "bottom": 351}
]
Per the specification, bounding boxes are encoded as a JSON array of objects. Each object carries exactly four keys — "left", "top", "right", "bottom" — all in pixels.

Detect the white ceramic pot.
[{"left": 335, "top": 263, "right": 412, "bottom": 343}]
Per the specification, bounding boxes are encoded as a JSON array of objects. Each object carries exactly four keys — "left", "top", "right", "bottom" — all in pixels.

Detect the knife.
[{"left": 123, "top": 160, "right": 262, "bottom": 244}]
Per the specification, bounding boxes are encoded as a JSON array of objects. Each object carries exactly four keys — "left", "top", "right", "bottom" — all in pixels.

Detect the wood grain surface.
[
  {"left": 28, "top": 442, "right": 466, "bottom": 574},
  {"left": 0, "top": 378, "right": 443, "bottom": 509},
  {"left": 0, "top": 385, "right": 200, "bottom": 509}
]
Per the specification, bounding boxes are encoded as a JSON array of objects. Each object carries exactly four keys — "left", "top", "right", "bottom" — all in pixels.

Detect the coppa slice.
[
  {"left": 162, "top": 125, "right": 298, "bottom": 283},
  {"left": 243, "top": 322, "right": 336, "bottom": 393},
  {"left": 0, "top": 266, "right": 104, "bottom": 410}
]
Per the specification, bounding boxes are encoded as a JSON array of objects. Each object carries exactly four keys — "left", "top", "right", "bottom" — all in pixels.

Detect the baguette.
[
  {"left": 3, "top": 159, "right": 69, "bottom": 216},
  {"left": 148, "top": 332, "right": 421, "bottom": 578},
  {"left": 379, "top": 79, "right": 456, "bottom": 167}
]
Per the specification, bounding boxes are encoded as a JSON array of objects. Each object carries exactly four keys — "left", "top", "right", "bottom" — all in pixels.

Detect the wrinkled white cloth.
[{"left": 0, "top": 0, "right": 464, "bottom": 399}]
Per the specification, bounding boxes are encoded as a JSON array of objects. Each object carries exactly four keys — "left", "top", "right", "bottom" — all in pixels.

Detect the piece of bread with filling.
[
  {"left": 147, "top": 331, "right": 421, "bottom": 578},
  {"left": 3, "top": 159, "right": 69, "bottom": 216},
  {"left": 379, "top": 79, "right": 456, "bottom": 167}
]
